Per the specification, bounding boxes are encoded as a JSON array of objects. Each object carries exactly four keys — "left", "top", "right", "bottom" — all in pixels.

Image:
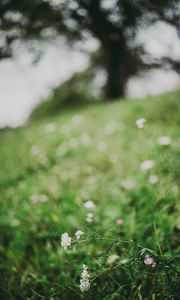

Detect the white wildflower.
[
  {"left": 30, "top": 194, "right": 49, "bottom": 203},
  {"left": 86, "top": 212, "right": 94, "bottom": 223},
  {"left": 44, "top": 123, "right": 56, "bottom": 133},
  {"left": 84, "top": 200, "right": 96, "bottom": 210},
  {"left": 107, "top": 255, "right": 119, "bottom": 265},
  {"left": 80, "top": 264, "right": 90, "bottom": 292},
  {"left": 31, "top": 145, "right": 40, "bottom": 156},
  {"left": 69, "top": 138, "right": 79, "bottom": 148},
  {"left": 72, "top": 114, "right": 83, "bottom": 124},
  {"left": 75, "top": 230, "right": 84, "bottom": 240},
  {"left": 158, "top": 136, "right": 171, "bottom": 146},
  {"left": 104, "top": 121, "right": 119, "bottom": 134},
  {"left": 97, "top": 141, "right": 107, "bottom": 152},
  {"left": 149, "top": 175, "right": 158, "bottom": 184},
  {"left": 61, "top": 233, "right": 71, "bottom": 250},
  {"left": 135, "top": 118, "right": 146, "bottom": 129},
  {"left": 38, "top": 154, "right": 49, "bottom": 165},
  {"left": 61, "top": 124, "right": 71, "bottom": 134},
  {"left": 109, "top": 153, "right": 118, "bottom": 163},
  {"left": 86, "top": 176, "right": 96, "bottom": 185},
  {"left": 80, "top": 133, "right": 91, "bottom": 146},
  {"left": 120, "top": 179, "right": 135, "bottom": 190},
  {"left": 140, "top": 160, "right": 155, "bottom": 171}
]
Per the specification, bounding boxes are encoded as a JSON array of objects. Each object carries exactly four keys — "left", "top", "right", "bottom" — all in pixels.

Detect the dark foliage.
[{"left": 0, "top": 0, "right": 179, "bottom": 99}]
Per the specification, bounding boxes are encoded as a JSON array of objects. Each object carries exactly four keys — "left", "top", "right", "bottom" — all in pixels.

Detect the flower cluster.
[
  {"left": 61, "top": 233, "right": 71, "bottom": 250},
  {"left": 80, "top": 264, "right": 90, "bottom": 292},
  {"left": 75, "top": 230, "right": 84, "bottom": 240},
  {"left": 61, "top": 230, "right": 84, "bottom": 250}
]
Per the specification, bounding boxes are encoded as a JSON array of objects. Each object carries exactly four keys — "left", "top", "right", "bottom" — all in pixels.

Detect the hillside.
[{"left": 0, "top": 90, "right": 180, "bottom": 299}]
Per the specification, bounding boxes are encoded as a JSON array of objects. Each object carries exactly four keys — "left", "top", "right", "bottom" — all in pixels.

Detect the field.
[{"left": 0, "top": 90, "right": 180, "bottom": 299}]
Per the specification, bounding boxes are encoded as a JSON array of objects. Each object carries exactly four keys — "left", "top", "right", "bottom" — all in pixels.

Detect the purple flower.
[{"left": 144, "top": 256, "right": 156, "bottom": 267}]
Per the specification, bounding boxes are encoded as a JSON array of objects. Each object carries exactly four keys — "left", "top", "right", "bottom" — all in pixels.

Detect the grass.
[{"left": 0, "top": 90, "right": 180, "bottom": 299}]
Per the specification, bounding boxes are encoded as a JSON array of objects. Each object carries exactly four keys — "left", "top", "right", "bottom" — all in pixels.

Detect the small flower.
[
  {"left": 116, "top": 219, "right": 124, "bottom": 226},
  {"left": 31, "top": 145, "right": 40, "bottom": 156},
  {"left": 44, "top": 123, "right": 56, "bottom": 133},
  {"left": 158, "top": 136, "right": 171, "bottom": 146},
  {"left": 61, "top": 233, "right": 71, "bottom": 250},
  {"left": 80, "top": 264, "right": 90, "bottom": 292},
  {"left": 140, "top": 160, "right": 155, "bottom": 171},
  {"left": 80, "top": 133, "right": 91, "bottom": 146},
  {"left": 135, "top": 118, "right": 146, "bottom": 129},
  {"left": 109, "top": 153, "right": 118, "bottom": 163},
  {"left": 120, "top": 179, "right": 135, "bottom": 190},
  {"left": 61, "top": 124, "right": 71, "bottom": 134},
  {"left": 75, "top": 230, "right": 84, "bottom": 240},
  {"left": 144, "top": 255, "right": 156, "bottom": 267},
  {"left": 72, "top": 114, "right": 83, "bottom": 124},
  {"left": 97, "top": 142, "right": 107, "bottom": 152},
  {"left": 69, "top": 138, "right": 79, "bottom": 148},
  {"left": 149, "top": 175, "right": 158, "bottom": 184},
  {"left": 107, "top": 255, "right": 119, "bottom": 265},
  {"left": 104, "top": 121, "right": 119, "bottom": 134},
  {"left": 86, "top": 213, "right": 94, "bottom": 223},
  {"left": 84, "top": 200, "right": 95, "bottom": 210},
  {"left": 30, "top": 194, "right": 49, "bottom": 203}
]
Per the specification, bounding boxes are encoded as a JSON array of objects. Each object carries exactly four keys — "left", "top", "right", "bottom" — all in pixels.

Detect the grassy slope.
[{"left": 0, "top": 90, "right": 180, "bottom": 299}]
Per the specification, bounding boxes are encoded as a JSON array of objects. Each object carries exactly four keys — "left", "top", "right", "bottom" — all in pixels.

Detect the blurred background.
[
  {"left": 0, "top": 2, "right": 180, "bottom": 299},
  {"left": 0, "top": 0, "right": 180, "bottom": 128}
]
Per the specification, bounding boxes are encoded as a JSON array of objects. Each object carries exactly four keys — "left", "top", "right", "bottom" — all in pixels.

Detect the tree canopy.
[{"left": 0, "top": 0, "right": 179, "bottom": 98}]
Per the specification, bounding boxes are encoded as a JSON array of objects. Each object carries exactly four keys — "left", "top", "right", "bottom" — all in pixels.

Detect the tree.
[{"left": 0, "top": 0, "right": 179, "bottom": 99}]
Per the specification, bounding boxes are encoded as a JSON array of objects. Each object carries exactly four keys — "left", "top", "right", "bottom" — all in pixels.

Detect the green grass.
[{"left": 0, "top": 90, "right": 180, "bottom": 299}]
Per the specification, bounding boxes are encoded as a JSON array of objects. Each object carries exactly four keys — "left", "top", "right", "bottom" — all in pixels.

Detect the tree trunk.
[{"left": 103, "top": 41, "right": 128, "bottom": 100}]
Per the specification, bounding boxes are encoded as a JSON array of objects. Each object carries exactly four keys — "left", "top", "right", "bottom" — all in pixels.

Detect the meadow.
[{"left": 0, "top": 90, "right": 180, "bottom": 299}]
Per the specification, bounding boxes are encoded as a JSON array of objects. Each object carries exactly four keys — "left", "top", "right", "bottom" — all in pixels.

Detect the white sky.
[
  {"left": 0, "top": 45, "right": 89, "bottom": 127},
  {"left": 0, "top": 23, "right": 180, "bottom": 128}
]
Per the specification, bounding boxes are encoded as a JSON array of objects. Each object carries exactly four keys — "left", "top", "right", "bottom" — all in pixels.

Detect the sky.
[{"left": 0, "top": 23, "right": 180, "bottom": 128}]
